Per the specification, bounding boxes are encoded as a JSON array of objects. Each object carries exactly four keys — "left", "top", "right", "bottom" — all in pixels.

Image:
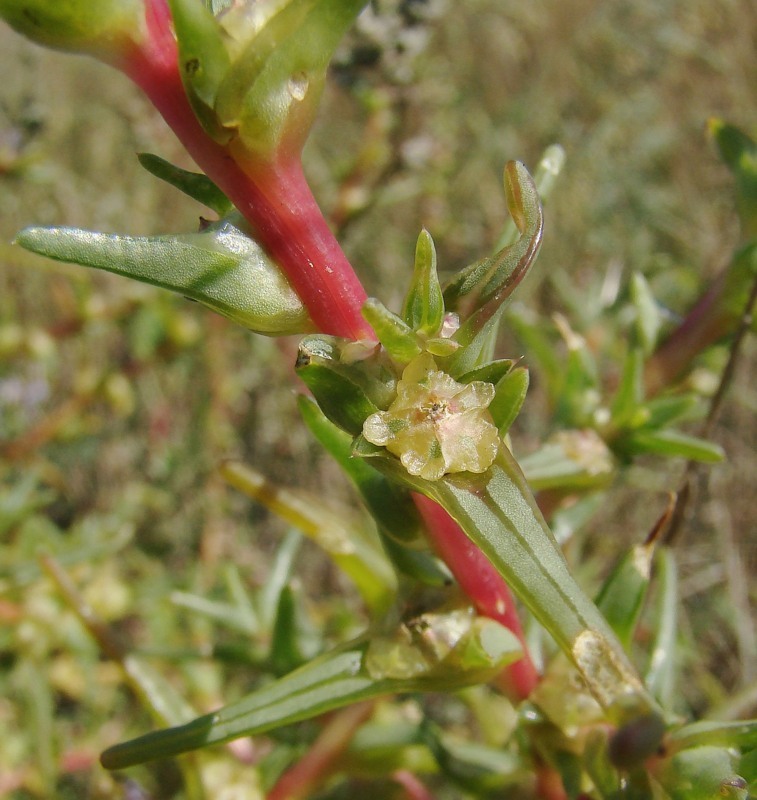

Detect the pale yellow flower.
[{"left": 363, "top": 354, "right": 500, "bottom": 480}]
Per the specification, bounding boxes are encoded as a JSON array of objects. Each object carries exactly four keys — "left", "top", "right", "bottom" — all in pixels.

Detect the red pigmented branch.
[
  {"left": 392, "top": 769, "right": 436, "bottom": 800},
  {"left": 266, "top": 701, "right": 375, "bottom": 800}
]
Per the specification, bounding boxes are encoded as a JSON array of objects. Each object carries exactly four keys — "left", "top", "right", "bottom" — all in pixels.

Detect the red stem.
[
  {"left": 643, "top": 267, "right": 731, "bottom": 396},
  {"left": 124, "top": 0, "right": 372, "bottom": 341},
  {"left": 392, "top": 770, "right": 436, "bottom": 800},
  {"left": 266, "top": 701, "right": 375, "bottom": 800},
  {"left": 412, "top": 494, "right": 540, "bottom": 701}
]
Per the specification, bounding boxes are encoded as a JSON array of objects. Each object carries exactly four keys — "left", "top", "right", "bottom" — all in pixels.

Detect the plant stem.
[
  {"left": 266, "top": 701, "right": 375, "bottom": 800},
  {"left": 644, "top": 267, "right": 732, "bottom": 396},
  {"left": 124, "top": 0, "right": 372, "bottom": 341},
  {"left": 392, "top": 770, "right": 436, "bottom": 800},
  {"left": 412, "top": 493, "right": 540, "bottom": 701}
]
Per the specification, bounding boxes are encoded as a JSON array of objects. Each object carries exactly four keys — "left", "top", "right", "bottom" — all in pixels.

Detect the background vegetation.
[{"left": 1, "top": 0, "right": 755, "bottom": 796}]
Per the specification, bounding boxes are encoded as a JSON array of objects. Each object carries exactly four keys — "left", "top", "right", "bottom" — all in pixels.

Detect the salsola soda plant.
[{"left": 1, "top": 1, "right": 755, "bottom": 797}]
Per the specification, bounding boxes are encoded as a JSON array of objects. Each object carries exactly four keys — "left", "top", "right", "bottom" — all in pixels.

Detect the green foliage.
[
  {"left": 16, "top": 212, "right": 313, "bottom": 335},
  {"left": 1, "top": 1, "right": 755, "bottom": 797},
  {"left": 0, "top": 0, "right": 142, "bottom": 62}
]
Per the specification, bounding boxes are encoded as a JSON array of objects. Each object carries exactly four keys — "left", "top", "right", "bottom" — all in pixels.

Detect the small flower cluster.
[{"left": 363, "top": 354, "right": 500, "bottom": 480}]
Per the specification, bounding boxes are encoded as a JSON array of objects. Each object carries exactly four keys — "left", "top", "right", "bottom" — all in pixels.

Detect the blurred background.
[{"left": 1, "top": 0, "right": 755, "bottom": 797}]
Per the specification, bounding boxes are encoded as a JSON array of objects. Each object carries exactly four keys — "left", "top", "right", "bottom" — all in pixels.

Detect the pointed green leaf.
[
  {"left": 519, "top": 430, "right": 615, "bottom": 493},
  {"left": 631, "top": 271, "right": 662, "bottom": 355},
  {"left": 296, "top": 356, "right": 380, "bottom": 435},
  {"left": 611, "top": 348, "right": 645, "bottom": 427},
  {"left": 362, "top": 298, "right": 422, "bottom": 364},
  {"left": 443, "top": 161, "right": 543, "bottom": 320},
  {"left": 15, "top": 216, "right": 312, "bottom": 335},
  {"left": 270, "top": 586, "right": 307, "bottom": 676},
  {"left": 402, "top": 229, "right": 444, "bottom": 336},
  {"left": 101, "top": 621, "right": 521, "bottom": 768},
  {"left": 722, "top": 242, "right": 757, "bottom": 328},
  {"left": 257, "top": 530, "right": 301, "bottom": 633},
  {"left": 137, "top": 153, "right": 232, "bottom": 215},
  {"left": 668, "top": 720, "right": 757, "bottom": 753},
  {"left": 552, "top": 316, "right": 600, "bottom": 427},
  {"left": 626, "top": 429, "right": 725, "bottom": 462},
  {"left": 489, "top": 366, "right": 529, "bottom": 436},
  {"left": 168, "top": 0, "right": 232, "bottom": 142},
  {"left": 709, "top": 119, "right": 757, "bottom": 240},
  {"left": 645, "top": 547, "right": 678, "bottom": 711},
  {"left": 641, "top": 394, "right": 702, "bottom": 430},
  {"left": 295, "top": 335, "right": 398, "bottom": 435},
  {"left": 455, "top": 359, "right": 514, "bottom": 387},
  {"left": 442, "top": 304, "right": 507, "bottom": 379},
  {"left": 595, "top": 540, "right": 655, "bottom": 651}
]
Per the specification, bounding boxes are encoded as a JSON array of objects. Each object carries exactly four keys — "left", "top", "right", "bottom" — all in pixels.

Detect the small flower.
[{"left": 363, "top": 354, "right": 500, "bottom": 480}]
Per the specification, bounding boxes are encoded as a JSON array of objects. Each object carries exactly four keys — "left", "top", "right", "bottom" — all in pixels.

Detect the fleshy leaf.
[
  {"left": 295, "top": 335, "right": 396, "bottom": 435},
  {"left": 137, "top": 152, "right": 232, "bottom": 215},
  {"left": 169, "top": 0, "right": 232, "bottom": 142},
  {"left": 493, "top": 144, "right": 565, "bottom": 252},
  {"left": 270, "top": 585, "right": 307, "bottom": 676},
  {"left": 668, "top": 720, "right": 757, "bottom": 753},
  {"left": 402, "top": 229, "right": 445, "bottom": 336},
  {"left": 709, "top": 119, "right": 757, "bottom": 240},
  {"left": 649, "top": 746, "right": 747, "bottom": 800},
  {"left": 15, "top": 215, "right": 312, "bottom": 335},
  {"left": 0, "top": 0, "right": 142, "bottom": 65},
  {"left": 630, "top": 271, "right": 662, "bottom": 355},
  {"left": 594, "top": 495, "right": 671, "bottom": 651},
  {"left": 362, "top": 298, "right": 422, "bottom": 364},
  {"left": 611, "top": 348, "right": 645, "bottom": 428},
  {"left": 489, "top": 366, "right": 529, "bottom": 436},
  {"left": 645, "top": 547, "right": 678, "bottom": 712},
  {"left": 641, "top": 394, "right": 702, "bottom": 430},
  {"left": 214, "top": 0, "right": 369, "bottom": 162},
  {"left": 624, "top": 429, "right": 725, "bottom": 463},
  {"left": 455, "top": 359, "right": 515, "bottom": 387},
  {"left": 101, "top": 623, "right": 521, "bottom": 769},
  {"left": 519, "top": 430, "right": 615, "bottom": 492},
  {"left": 443, "top": 161, "right": 543, "bottom": 320}
]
